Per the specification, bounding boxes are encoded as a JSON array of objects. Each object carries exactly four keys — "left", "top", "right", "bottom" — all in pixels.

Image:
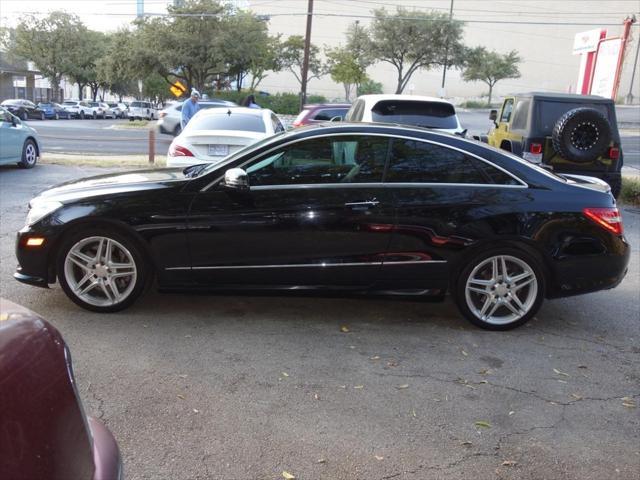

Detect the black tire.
[
  {"left": 552, "top": 108, "right": 612, "bottom": 163},
  {"left": 80, "top": 110, "right": 85, "bottom": 120},
  {"left": 92, "top": 111, "right": 97, "bottom": 120},
  {"left": 18, "top": 139, "right": 38, "bottom": 169},
  {"left": 56, "top": 228, "right": 149, "bottom": 313},
  {"left": 454, "top": 247, "right": 545, "bottom": 330},
  {"left": 21, "top": 111, "right": 28, "bottom": 121}
]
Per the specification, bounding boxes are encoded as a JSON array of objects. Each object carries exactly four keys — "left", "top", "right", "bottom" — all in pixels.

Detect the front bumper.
[{"left": 14, "top": 229, "right": 56, "bottom": 288}]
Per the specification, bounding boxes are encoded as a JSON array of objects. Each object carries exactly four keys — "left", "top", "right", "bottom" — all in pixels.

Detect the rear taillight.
[
  {"left": 168, "top": 144, "right": 194, "bottom": 157},
  {"left": 608, "top": 147, "right": 620, "bottom": 160},
  {"left": 530, "top": 143, "right": 542, "bottom": 154},
  {"left": 583, "top": 207, "right": 623, "bottom": 235}
]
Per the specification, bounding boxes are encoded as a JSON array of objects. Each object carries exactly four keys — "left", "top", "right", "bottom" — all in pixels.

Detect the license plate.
[{"left": 208, "top": 144, "right": 229, "bottom": 156}]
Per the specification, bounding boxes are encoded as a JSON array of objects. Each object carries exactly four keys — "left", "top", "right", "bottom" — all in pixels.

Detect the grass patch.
[
  {"left": 117, "top": 120, "right": 151, "bottom": 129},
  {"left": 620, "top": 176, "right": 640, "bottom": 206},
  {"left": 41, "top": 153, "right": 165, "bottom": 168}
]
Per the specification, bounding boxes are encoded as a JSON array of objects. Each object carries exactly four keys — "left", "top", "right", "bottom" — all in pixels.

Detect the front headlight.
[{"left": 26, "top": 200, "right": 63, "bottom": 226}]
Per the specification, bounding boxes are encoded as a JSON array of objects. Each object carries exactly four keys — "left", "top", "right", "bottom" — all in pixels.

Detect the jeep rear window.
[
  {"left": 537, "top": 101, "right": 611, "bottom": 136},
  {"left": 371, "top": 100, "right": 458, "bottom": 129}
]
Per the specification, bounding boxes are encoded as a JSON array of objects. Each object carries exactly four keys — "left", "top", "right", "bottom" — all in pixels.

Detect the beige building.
[{"left": 249, "top": 0, "right": 640, "bottom": 103}]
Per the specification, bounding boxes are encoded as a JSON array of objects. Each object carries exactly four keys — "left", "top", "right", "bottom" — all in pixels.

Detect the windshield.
[
  {"left": 185, "top": 113, "right": 266, "bottom": 133},
  {"left": 200, "top": 131, "right": 287, "bottom": 176},
  {"left": 371, "top": 100, "right": 459, "bottom": 129}
]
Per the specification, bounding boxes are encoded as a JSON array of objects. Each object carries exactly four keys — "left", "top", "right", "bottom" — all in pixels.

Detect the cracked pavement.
[{"left": 1, "top": 164, "right": 639, "bottom": 479}]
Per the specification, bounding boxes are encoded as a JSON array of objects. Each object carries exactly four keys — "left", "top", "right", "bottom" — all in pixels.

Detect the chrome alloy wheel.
[
  {"left": 464, "top": 255, "right": 538, "bottom": 326},
  {"left": 24, "top": 143, "right": 37, "bottom": 166},
  {"left": 64, "top": 236, "right": 137, "bottom": 307}
]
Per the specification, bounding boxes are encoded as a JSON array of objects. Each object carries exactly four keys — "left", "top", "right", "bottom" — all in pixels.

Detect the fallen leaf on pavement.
[
  {"left": 375, "top": 455, "right": 384, "bottom": 461},
  {"left": 178, "top": 374, "right": 188, "bottom": 378},
  {"left": 478, "top": 368, "right": 491, "bottom": 375},
  {"left": 370, "top": 356, "right": 380, "bottom": 360},
  {"left": 177, "top": 394, "right": 185, "bottom": 400},
  {"left": 340, "top": 325, "right": 350, "bottom": 333},
  {"left": 461, "top": 441, "right": 473, "bottom": 446},
  {"left": 192, "top": 408, "right": 199, "bottom": 413},
  {"left": 396, "top": 384, "right": 409, "bottom": 389},
  {"left": 282, "top": 372, "right": 289, "bottom": 377},
  {"left": 570, "top": 393, "right": 583, "bottom": 400},
  {"left": 508, "top": 411, "right": 515, "bottom": 416},
  {"left": 387, "top": 360, "right": 398, "bottom": 367},
  {"left": 412, "top": 409, "right": 417, "bottom": 417},
  {"left": 622, "top": 397, "right": 636, "bottom": 408},
  {"left": 502, "top": 460, "right": 517, "bottom": 466},
  {"left": 354, "top": 385, "right": 364, "bottom": 389},
  {"left": 282, "top": 471, "right": 296, "bottom": 479},
  {"left": 474, "top": 421, "right": 491, "bottom": 429},
  {"left": 461, "top": 350, "right": 468, "bottom": 357},
  {"left": 316, "top": 458, "right": 326, "bottom": 464},
  {"left": 578, "top": 365, "right": 588, "bottom": 369},
  {"left": 553, "top": 368, "right": 570, "bottom": 377},
  {"left": 314, "top": 393, "right": 319, "bottom": 400}
]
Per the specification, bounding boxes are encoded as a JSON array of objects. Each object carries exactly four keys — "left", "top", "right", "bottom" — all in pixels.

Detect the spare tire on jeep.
[{"left": 552, "top": 108, "right": 611, "bottom": 163}]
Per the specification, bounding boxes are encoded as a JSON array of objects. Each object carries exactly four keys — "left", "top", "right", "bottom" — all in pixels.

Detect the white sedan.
[{"left": 167, "top": 107, "right": 285, "bottom": 167}]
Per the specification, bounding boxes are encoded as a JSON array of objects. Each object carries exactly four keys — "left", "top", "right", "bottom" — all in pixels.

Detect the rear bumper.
[{"left": 88, "top": 417, "right": 123, "bottom": 480}]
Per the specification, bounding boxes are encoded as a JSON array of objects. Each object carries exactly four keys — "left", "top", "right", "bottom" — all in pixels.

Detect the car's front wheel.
[
  {"left": 57, "top": 230, "right": 149, "bottom": 312},
  {"left": 455, "top": 249, "right": 544, "bottom": 330},
  {"left": 18, "top": 139, "right": 38, "bottom": 168}
]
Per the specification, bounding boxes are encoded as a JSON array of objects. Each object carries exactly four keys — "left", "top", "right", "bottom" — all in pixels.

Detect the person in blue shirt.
[{"left": 181, "top": 89, "right": 201, "bottom": 129}]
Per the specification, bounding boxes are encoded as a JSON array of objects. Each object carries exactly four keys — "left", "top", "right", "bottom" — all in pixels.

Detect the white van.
[{"left": 128, "top": 101, "right": 157, "bottom": 121}]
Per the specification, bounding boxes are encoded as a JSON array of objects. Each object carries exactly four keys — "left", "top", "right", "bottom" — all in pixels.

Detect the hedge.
[{"left": 202, "top": 91, "right": 327, "bottom": 115}]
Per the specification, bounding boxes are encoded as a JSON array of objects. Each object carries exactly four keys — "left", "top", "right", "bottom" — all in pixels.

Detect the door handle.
[{"left": 345, "top": 200, "right": 380, "bottom": 209}]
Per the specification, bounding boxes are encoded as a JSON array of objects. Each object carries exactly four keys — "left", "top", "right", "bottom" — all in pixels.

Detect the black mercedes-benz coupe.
[{"left": 15, "top": 123, "right": 629, "bottom": 329}]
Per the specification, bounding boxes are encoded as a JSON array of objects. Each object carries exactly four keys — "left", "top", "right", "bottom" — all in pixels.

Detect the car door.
[
  {"left": 186, "top": 134, "right": 395, "bottom": 288},
  {"left": 489, "top": 97, "right": 515, "bottom": 148},
  {"left": 379, "top": 137, "right": 527, "bottom": 291},
  {"left": 0, "top": 109, "right": 24, "bottom": 162}
]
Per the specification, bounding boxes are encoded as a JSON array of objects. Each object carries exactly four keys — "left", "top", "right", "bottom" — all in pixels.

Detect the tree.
[
  {"left": 326, "top": 47, "right": 368, "bottom": 101},
  {"left": 247, "top": 36, "right": 283, "bottom": 91},
  {"left": 223, "top": 11, "right": 277, "bottom": 91},
  {"left": 95, "top": 30, "right": 138, "bottom": 101},
  {"left": 67, "top": 30, "right": 108, "bottom": 100},
  {"left": 280, "top": 35, "right": 325, "bottom": 88},
  {"left": 358, "top": 79, "right": 383, "bottom": 96},
  {"left": 462, "top": 48, "right": 521, "bottom": 105},
  {"left": 368, "top": 7, "right": 465, "bottom": 94},
  {"left": 134, "top": 0, "right": 230, "bottom": 92},
  {"left": 4, "top": 12, "right": 87, "bottom": 101}
]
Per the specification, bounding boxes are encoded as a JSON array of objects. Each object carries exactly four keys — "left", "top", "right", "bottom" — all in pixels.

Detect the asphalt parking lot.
[{"left": 1, "top": 164, "right": 639, "bottom": 480}]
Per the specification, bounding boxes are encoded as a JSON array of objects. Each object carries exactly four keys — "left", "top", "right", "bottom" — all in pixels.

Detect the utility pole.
[
  {"left": 299, "top": 0, "right": 314, "bottom": 112},
  {"left": 440, "top": 0, "right": 454, "bottom": 98}
]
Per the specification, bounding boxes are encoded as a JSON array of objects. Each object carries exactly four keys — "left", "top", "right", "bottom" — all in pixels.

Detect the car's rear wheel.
[
  {"left": 57, "top": 230, "right": 148, "bottom": 312},
  {"left": 92, "top": 111, "right": 97, "bottom": 120},
  {"left": 455, "top": 249, "right": 544, "bottom": 330},
  {"left": 18, "top": 139, "right": 38, "bottom": 169}
]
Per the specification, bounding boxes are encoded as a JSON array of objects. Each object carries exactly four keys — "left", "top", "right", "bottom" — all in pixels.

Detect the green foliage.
[
  {"left": 368, "top": 7, "right": 465, "bottom": 94},
  {"left": 357, "top": 79, "right": 383, "bottom": 96},
  {"left": 459, "top": 100, "right": 490, "bottom": 108},
  {"left": 462, "top": 48, "right": 521, "bottom": 105},
  {"left": 325, "top": 46, "right": 368, "bottom": 101},
  {"left": 280, "top": 35, "right": 326, "bottom": 87},
  {"left": 95, "top": 29, "right": 139, "bottom": 101},
  {"left": 208, "top": 91, "right": 326, "bottom": 114},
  {"left": 67, "top": 29, "right": 109, "bottom": 100},
  {"left": 5, "top": 11, "right": 88, "bottom": 101},
  {"left": 621, "top": 177, "right": 640, "bottom": 206}
]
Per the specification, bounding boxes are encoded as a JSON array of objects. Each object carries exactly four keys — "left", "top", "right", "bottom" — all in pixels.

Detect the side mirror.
[
  {"left": 489, "top": 110, "right": 498, "bottom": 121},
  {"left": 11, "top": 116, "right": 19, "bottom": 127},
  {"left": 223, "top": 168, "right": 249, "bottom": 191}
]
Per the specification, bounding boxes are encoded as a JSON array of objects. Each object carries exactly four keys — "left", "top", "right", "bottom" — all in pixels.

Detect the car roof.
[
  {"left": 303, "top": 103, "right": 351, "bottom": 109},
  {"left": 355, "top": 94, "right": 455, "bottom": 105},
  {"left": 515, "top": 92, "right": 614, "bottom": 103}
]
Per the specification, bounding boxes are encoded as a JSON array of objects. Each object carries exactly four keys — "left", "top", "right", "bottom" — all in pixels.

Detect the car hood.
[{"left": 36, "top": 168, "right": 189, "bottom": 203}]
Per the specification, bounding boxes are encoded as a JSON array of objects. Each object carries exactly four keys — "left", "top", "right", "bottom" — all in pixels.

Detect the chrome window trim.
[
  {"left": 201, "top": 131, "right": 527, "bottom": 191},
  {"left": 165, "top": 259, "right": 447, "bottom": 271}
]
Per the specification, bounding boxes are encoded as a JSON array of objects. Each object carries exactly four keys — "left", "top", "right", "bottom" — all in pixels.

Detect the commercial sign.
[
  {"left": 590, "top": 38, "right": 623, "bottom": 98},
  {"left": 573, "top": 29, "right": 603, "bottom": 55}
]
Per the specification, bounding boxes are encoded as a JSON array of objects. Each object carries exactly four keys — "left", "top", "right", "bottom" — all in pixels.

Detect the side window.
[
  {"left": 386, "top": 139, "right": 488, "bottom": 184},
  {"left": 313, "top": 109, "right": 346, "bottom": 121},
  {"left": 500, "top": 99, "right": 514, "bottom": 123},
  {"left": 510, "top": 100, "right": 529, "bottom": 130},
  {"left": 470, "top": 158, "right": 521, "bottom": 186},
  {"left": 245, "top": 135, "right": 389, "bottom": 186}
]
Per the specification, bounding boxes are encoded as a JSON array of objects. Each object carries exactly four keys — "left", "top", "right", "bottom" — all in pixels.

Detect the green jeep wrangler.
[{"left": 481, "top": 92, "right": 622, "bottom": 198}]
